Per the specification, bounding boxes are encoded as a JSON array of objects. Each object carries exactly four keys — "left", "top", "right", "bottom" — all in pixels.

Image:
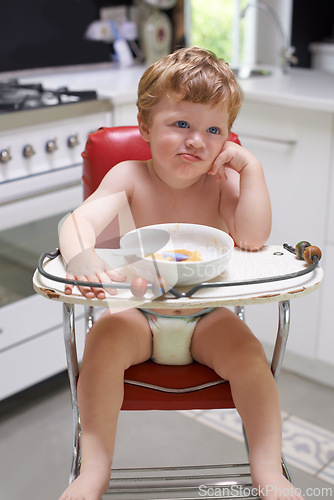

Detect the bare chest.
[{"left": 130, "top": 178, "right": 227, "bottom": 230}]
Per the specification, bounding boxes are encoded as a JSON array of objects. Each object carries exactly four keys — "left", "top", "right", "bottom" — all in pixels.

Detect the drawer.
[
  {"left": 235, "top": 101, "right": 300, "bottom": 144},
  {"left": 235, "top": 101, "right": 332, "bottom": 145},
  {"left": 0, "top": 294, "right": 87, "bottom": 352},
  {"left": 0, "top": 324, "right": 65, "bottom": 400},
  {"left": 0, "top": 313, "right": 85, "bottom": 400},
  {"left": 0, "top": 294, "right": 62, "bottom": 351}
]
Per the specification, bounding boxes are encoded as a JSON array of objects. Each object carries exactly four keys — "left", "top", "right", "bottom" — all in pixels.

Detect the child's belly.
[{"left": 151, "top": 307, "right": 208, "bottom": 316}]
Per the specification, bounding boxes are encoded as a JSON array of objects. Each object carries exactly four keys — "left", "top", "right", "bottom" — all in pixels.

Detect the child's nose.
[{"left": 185, "top": 132, "right": 205, "bottom": 149}]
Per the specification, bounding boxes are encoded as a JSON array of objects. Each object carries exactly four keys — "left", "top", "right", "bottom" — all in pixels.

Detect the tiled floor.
[
  {"left": 0, "top": 369, "right": 333, "bottom": 500},
  {"left": 181, "top": 409, "right": 334, "bottom": 485}
]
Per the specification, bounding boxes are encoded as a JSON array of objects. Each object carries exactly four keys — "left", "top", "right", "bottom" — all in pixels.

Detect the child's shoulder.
[
  {"left": 99, "top": 160, "right": 150, "bottom": 193},
  {"left": 104, "top": 159, "right": 149, "bottom": 180},
  {"left": 110, "top": 159, "right": 149, "bottom": 173}
]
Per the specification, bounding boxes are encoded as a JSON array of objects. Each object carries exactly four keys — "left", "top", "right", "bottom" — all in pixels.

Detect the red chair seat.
[{"left": 122, "top": 361, "right": 234, "bottom": 411}]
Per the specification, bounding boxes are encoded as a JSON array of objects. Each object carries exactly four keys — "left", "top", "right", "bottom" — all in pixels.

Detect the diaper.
[{"left": 140, "top": 308, "right": 214, "bottom": 365}]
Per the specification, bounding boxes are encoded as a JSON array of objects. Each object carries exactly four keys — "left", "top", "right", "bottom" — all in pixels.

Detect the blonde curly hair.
[{"left": 137, "top": 47, "right": 243, "bottom": 133}]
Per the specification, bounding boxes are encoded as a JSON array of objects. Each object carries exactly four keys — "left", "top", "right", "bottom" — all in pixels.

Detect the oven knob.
[
  {"left": 0, "top": 148, "right": 12, "bottom": 164},
  {"left": 46, "top": 138, "right": 58, "bottom": 153},
  {"left": 23, "top": 144, "right": 36, "bottom": 158},
  {"left": 67, "top": 134, "right": 80, "bottom": 148}
]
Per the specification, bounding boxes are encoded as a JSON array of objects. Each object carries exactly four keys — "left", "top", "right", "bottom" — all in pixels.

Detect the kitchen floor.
[{"left": 0, "top": 369, "right": 333, "bottom": 500}]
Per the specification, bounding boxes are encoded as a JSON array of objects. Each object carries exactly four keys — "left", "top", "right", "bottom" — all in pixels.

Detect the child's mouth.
[{"left": 179, "top": 153, "right": 201, "bottom": 162}]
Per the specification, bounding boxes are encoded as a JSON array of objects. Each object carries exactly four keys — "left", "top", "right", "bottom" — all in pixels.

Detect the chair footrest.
[{"left": 107, "top": 463, "right": 260, "bottom": 499}]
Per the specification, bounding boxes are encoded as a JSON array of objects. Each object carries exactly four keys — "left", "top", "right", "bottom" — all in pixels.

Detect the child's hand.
[
  {"left": 64, "top": 248, "right": 126, "bottom": 299},
  {"left": 207, "top": 141, "right": 256, "bottom": 182}
]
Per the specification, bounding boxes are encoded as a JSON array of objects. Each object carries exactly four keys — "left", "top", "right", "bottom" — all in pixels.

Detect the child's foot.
[
  {"left": 252, "top": 463, "right": 304, "bottom": 500},
  {"left": 59, "top": 462, "right": 110, "bottom": 500}
]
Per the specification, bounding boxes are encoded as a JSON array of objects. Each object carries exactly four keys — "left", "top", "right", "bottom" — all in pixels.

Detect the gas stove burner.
[{"left": 0, "top": 79, "right": 97, "bottom": 113}]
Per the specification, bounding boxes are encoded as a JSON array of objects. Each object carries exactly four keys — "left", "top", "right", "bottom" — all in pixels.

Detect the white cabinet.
[
  {"left": 0, "top": 296, "right": 86, "bottom": 400},
  {"left": 112, "top": 100, "right": 138, "bottom": 127},
  {"left": 317, "top": 121, "right": 334, "bottom": 372},
  {"left": 317, "top": 245, "right": 334, "bottom": 368},
  {"left": 234, "top": 101, "right": 332, "bottom": 247},
  {"left": 327, "top": 130, "right": 334, "bottom": 245},
  {"left": 234, "top": 101, "right": 334, "bottom": 385}
]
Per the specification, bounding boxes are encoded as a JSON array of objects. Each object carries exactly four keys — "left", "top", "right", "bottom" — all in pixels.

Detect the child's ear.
[{"left": 137, "top": 113, "right": 151, "bottom": 142}]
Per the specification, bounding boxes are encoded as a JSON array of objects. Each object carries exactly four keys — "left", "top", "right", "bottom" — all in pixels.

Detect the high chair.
[{"left": 33, "top": 126, "right": 324, "bottom": 499}]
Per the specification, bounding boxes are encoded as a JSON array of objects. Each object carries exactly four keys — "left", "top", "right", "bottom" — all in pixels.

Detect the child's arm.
[
  {"left": 59, "top": 163, "right": 133, "bottom": 298},
  {"left": 208, "top": 141, "right": 272, "bottom": 250}
]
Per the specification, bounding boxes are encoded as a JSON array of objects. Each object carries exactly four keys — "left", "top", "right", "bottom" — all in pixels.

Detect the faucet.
[{"left": 240, "top": 1, "right": 297, "bottom": 73}]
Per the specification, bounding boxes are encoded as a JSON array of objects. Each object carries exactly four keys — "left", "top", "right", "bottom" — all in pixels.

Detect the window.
[
  {"left": 186, "top": 0, "right": 248, "bottom": 66},
  {"left": 185, "top": 0, "right": 293, "bottom": 70}
]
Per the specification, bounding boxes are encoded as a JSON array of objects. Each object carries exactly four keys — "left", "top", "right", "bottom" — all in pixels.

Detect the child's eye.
[
  {"left": 208, "top": 126, "right": 220, "bottom": 135},
  {"left": 175, "top": 120, "right": 189, "bottom": 128}
]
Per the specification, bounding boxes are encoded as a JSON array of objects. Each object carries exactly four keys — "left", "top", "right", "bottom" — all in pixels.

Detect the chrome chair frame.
[{"left": 63, "top": 300, "right": 291, "bottom": 498}]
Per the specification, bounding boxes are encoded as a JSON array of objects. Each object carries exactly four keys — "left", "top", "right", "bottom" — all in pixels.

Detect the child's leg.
[
  {"left": 59, "top": 308, "right": 152, "bottom": 500},
  {"left": 191, "top": 307, "right": 303, "bottom": 500}
]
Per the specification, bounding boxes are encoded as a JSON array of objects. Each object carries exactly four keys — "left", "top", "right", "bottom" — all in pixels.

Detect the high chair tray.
[{"left": 33, "top": 245, "right": 323, "bottom": 309}]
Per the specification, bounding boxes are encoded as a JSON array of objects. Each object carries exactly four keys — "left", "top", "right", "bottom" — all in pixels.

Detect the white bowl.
[{"left": 120, "top": 223, "right": 234, "bottom": 286}]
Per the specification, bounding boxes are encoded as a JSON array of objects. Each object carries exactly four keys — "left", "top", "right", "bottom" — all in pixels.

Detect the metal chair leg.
[
  {"left": 271, "top": 300, "right": 290, "bottom": 380},
  {"left": 281, "top": 453, "right": 293, "bottom": 483},
  {"left": 85, "top": 305, "right": 95, "bottom": 335},
  {"left": 272, "top": 300, "right": 293, "bottom": 482},
  {"left": 241, "top": 429, "right": 293, "bottom": 484},
  {"left": 238, "top": 301, "right": 293, "bottom": 483},
  {"left": 63, "top": 303, "right": 81, "bottom": 483},
  {"left": 234, "top": 305, "right": 245, "bottom": 322}
]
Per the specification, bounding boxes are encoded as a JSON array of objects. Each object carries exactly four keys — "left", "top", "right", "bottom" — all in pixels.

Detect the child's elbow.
[
  {"left": 240, "top": 241, "right": 267, "bottom": 251},
  {"left": 235, "top": 241, "right": 265, "bottom": 251},
  {"left": 234, "top": 229, "right": 271, "bottom": 251}
]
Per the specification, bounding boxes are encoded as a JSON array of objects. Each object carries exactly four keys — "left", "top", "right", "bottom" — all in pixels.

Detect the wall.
[
  {"left": 242, "top": 0, "right": 334, "bottom": 70},
  {"left": 0, "top": 0, "right": 128, "bottom": 73},
  {"left": 291, "top": 0, "right": 334, "bottom": 68},
  {"left": 252, "top": 0, "right": 293, "bottom": 67}
]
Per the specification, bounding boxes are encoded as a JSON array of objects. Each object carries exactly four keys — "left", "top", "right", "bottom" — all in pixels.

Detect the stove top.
[{"left": 0, "top": 79, "right": 98, "bottom": 113}]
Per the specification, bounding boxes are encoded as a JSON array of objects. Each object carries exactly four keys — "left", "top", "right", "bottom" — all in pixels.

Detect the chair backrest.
[
  {"left": 82, "top": 126, "right": 151, "bottom": 199},
  {"left": 81, "top": 126, "right": 151, "bottom": 247},
  {"left": 82, "top": 126, "right": 241, "bottom": 199}
]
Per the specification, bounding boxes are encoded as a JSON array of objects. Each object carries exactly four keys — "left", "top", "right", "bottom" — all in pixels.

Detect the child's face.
[{"left": 139, "top": 96, "right": 230, "bottom": 188}]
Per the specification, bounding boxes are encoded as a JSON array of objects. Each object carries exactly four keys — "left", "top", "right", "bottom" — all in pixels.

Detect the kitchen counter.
[
  {"left": 0, "top": 99, "right": 112, "bottom": 132},
  {"left": 14, "top": 63, "right": 147, "bottom": 107},
  {"left": 5, "top": 63, "right": 334, "bottom": 112},
  {"left": 239, "top": 67, "right": 334, "bottom": 113}
]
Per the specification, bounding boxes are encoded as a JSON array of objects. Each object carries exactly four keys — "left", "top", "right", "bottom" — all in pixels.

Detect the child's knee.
[
  {"left": 85, "top": 310, "right": 151, "bottom": 365},
  {"left": 235, "top": 333, "right": 268, "bottom": 368},
  {"left": 247, "top": 334, "right": 266, "bottom": 358},
  {"left": 213, "top": 325, "right": 267, "bottom": 377}
]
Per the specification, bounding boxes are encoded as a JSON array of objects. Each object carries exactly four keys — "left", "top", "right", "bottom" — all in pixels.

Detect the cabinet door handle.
[{"left": 242, "top": 134, "right": 297, "bottom": 147}]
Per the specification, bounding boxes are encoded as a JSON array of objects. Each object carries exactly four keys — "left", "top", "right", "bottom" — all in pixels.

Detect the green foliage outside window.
[{"left": 190, "top": 0, "right": 246, "bottom": 64}]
